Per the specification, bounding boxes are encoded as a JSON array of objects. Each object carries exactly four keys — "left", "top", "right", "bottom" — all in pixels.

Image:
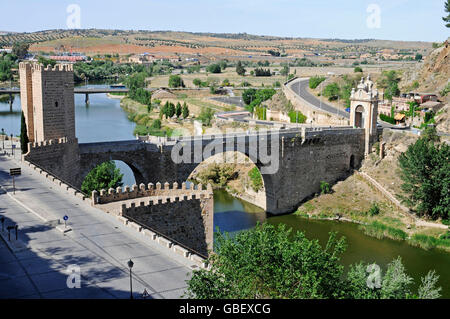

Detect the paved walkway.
[{"left": 0, "top": 153, "right": 194, "bottom": 299}]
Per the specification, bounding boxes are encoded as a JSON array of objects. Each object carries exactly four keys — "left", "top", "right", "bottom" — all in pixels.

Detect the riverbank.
[{"left": 294, "top": 173, "right": 450, "bottom": 252}]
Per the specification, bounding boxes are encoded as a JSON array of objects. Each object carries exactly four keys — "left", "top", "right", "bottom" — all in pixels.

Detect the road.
[
  {"left": 288, "top": 78, "right": 350, "bottom": 119},
  {"left": 0, "top": 152, "right": 193, "bottom": 299}
]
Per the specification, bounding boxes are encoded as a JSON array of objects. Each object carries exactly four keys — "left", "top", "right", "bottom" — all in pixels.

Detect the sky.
[{"left": 0, "top": 0, "right": 448, "bottom": 42}]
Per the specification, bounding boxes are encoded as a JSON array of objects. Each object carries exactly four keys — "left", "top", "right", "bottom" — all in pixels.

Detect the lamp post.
[
  {"left": 127, "top": 259, "right": 134, "bottom": 299},
  {"left": 1, "top": 128, "right": 4, "bottom": 150}
]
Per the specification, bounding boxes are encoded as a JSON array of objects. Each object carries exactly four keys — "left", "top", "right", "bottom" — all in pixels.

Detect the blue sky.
[{"left": 1, "top": 0, "right": 448, "bottom": 41}]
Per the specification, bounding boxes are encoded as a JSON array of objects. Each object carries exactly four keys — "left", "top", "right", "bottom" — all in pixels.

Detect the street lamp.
[{"left": 127, "top": 259, "right": 134, "bottom": 299}]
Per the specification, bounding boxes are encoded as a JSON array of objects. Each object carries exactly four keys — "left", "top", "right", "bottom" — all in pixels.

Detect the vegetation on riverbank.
[
  {"left": 293, "top": 172, "right": 450, "bottom": 252},
  {"left": 186, "top": 223, "right": 442, "bottom": 299}
]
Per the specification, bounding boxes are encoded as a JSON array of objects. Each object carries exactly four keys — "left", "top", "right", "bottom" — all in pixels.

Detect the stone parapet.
[{"left": 92, "top": 182, "right": 212, "bottom": 205}]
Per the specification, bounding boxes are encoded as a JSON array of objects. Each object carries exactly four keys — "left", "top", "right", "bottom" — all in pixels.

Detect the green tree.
[
  {"left": 242, "top": 88, "right": 257, "bottom": 105},
  {"left": 354, "top": 66, "right": 363, "bottom": 73},
  {"left": 81, "top": 161, "right": 123, "bottom": 195},
  {"left": 193, "top": 78, "right": 202, "bottom": 88},
  {"left": 182, "top": 102, "right": 189, "bottom": 119},
  {"left": 20, "top": 112, "right": 29, "bottom": 154},
  {"left": 377, "top": 70, "right": 401, "bottom": 101},
  {"left": 161, "top": 101, "right": 169, "bottom": 119},
  {"left": 167, "top": 102, "right": 176, "bottom": 118},
  {"left": 186, "top": 224, "right": 348, "bottom": 299},
  {"left": 346, "top": 258, "right": 440, "bottom": 299},
  {"left": 415, "top": 53, "right": 423, "bottom": 61},
  {"left": 309, "top": 76, "right": 326, "bottom": 89},
  {"left": 398, "top": 127, "right": 449, "bottom": 219},
  {"left": 197, "top": 107, "right": 214, "bottom": 126},
  {"left": 12, "top": 42, "right": 29, "bottom": 59},
  {"left": 37, "top": 56, "right": 56, "bottom": 67},
  {"left": 151, "top": 119, "right": 161, "bottom": 129},
  {"left": 219, "top": 60, "right": 227, "bottom": 71},
  {"left": 443, "top": 0, "right": 450, "bottom": 27},
  {"left": 186, "top": 224, "right": 442, "bottom": 299},
  {"left": 322, "top": 83, "right": 340, "bottom": 101},
  {"left": 168, "top": 75, "right": 184, "bottom": 88},
  {"left": 175, "top": 102, "right": 182, "bottom": 118},
  {"left": 280, "top": 64, "right": 289, "bottom": 76},
  {"left": 236, "top": 61, "right": 246, "bottom": 76},
  {"left": 206, "top": 64, "right": 221, "bottom": 73}
]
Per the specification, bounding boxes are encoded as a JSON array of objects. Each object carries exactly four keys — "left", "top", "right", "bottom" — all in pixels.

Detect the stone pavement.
[{"left": 0, "top": 153, "right": 195, "bottom": 299}]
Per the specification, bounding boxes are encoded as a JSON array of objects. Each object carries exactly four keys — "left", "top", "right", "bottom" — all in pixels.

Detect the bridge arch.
[
  {"left": 78, "top": 154, "right": 148, "bottom": 190},
  {"left": 187, "top": 150, "right": 274, "bottom": 212}
]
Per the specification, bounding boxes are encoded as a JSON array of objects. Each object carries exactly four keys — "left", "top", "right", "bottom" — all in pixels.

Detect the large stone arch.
[{"left": 186, "top": 150, "right": 271, "bottom": 211}]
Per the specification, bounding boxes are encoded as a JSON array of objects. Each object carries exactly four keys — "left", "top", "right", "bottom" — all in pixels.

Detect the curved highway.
[{"left": 288, "top": 78, "right": 350, "bottom": 119}]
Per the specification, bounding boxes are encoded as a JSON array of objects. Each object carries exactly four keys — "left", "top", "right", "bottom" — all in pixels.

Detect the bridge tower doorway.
[{"left": 354, "top": 105, "right": 365, "bottom": 128}]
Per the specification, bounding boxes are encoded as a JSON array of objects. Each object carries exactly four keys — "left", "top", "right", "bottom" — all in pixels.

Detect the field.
[{"left": 0, "top": 29, "right": 433, "bottom": 62}]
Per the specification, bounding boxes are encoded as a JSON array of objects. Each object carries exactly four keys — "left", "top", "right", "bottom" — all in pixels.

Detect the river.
[{"left": 1, "top": 87, "right": 449, "bottom": 298}]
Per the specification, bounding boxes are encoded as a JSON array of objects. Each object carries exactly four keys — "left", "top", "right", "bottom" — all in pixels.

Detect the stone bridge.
[{"left": 73, "top": 127, "right": 366, "bottom": 215}]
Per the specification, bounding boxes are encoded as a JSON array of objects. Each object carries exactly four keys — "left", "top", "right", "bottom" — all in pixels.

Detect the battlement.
[
  {"left": 92, "top": 182, "right": 213, "bottom": 205},
  {"left": 19, "top": 62, "right": 73, "bottom": 73},
  {"left": 28, "top": 137, "right": 78, "bottom": 149}
]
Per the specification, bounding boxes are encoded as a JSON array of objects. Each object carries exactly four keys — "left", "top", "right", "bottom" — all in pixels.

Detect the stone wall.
[
  {"left": 23, "top": 138, "right": 80, "bottom": 187},
  {"left": 93, "top": 183, "right": 214, "bottom": 257},
  {"left": 120, "top": 194, "right": 213, "bottom": 257}
]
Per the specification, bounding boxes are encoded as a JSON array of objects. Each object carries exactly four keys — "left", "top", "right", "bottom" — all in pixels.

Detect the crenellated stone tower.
[
  {"left": 350, "top": 75, "right": 379, "bottom": 155},
  {"left": 19, "top": 63, "right": 76, "bottom": 142},
  {"left": 19, "top": 62, "right": 80, "bottom": 185}
]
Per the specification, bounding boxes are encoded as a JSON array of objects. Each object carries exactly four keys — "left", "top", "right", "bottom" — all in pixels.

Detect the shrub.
[
  {"left": 248, "top": 167, "right": 263, "bottom": 191},
  {"left": 206, "top": 64, "right": 221, "bottom": 73},
  {"left": 380, "top": 114, "right": 396, "bottom": 125},
  {"left": 309, "top": 76, "right": 326, "bottom": 89},
  {"left": 320, "top": 181, "right": 331, "bottom": 194},
  {"left": 168, "top": 75, "right": 184, "bottom": 88},
  {"left": 368, "top": 203, "right": 380, "bottom": 216},
  {"left": 288, "top": 110, "right": 307, "bottom": 123}
]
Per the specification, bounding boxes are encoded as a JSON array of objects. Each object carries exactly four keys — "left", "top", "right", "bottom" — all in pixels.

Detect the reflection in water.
[
  {"left": 267, "top": 215, "right": 450, "bottom": 298},
  {"left": 213, "top": 189, "right": 266, "bottom": 236}
]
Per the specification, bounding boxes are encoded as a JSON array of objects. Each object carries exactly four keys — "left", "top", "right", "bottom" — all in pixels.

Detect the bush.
[
  {"left": 309, "top": 76, "right": 326, "bottom": 89},
  {"left": 380, "top": 114, "right": 396, "bottom": 125},
  {"left": 354, "top": 67, "right": 363, "bottom": 73},
  {"left": 248, "top": 167, "right": 263, "bottom": 191},
  {"left": 288, "top": 110, "right": 307, "bottom": 123},
  {"left": 320, "top": 181, "right": 331, "bottom": 194},
  {"left": 168, "top": 75, "right": 185, "bottom": 88},
  {"left": 206, "top": 64, "right": 221, "bottom": 73},
  {"left": 368, "top": 203, "right": 380, "bottom": 216}
]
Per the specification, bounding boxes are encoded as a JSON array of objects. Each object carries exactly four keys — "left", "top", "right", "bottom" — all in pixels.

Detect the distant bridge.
[
  {"left": 0, "top": 87, "right": 133, "bottom": 94},
  {"left": 0, "top": 87, "right": 138, "bottom": 105}
]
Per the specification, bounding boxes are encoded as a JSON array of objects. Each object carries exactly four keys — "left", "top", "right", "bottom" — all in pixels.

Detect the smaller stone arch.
[{"left": 78, "top": 156, "right": 148, "bottom": 190}]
